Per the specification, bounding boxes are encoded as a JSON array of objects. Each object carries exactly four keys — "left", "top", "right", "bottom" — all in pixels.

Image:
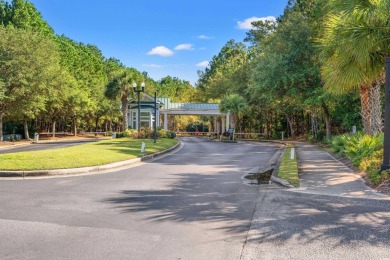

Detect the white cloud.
[
  {"left": 174, "top": 44, "right": 193, "bottom": 51},
  {"left": 142, "top": 64, "right": 163, "bottom": 68},
  {"left": 198, "top": 35, "right": 213, "bottom": 40},
  {"left": 196, "top": 61, "right": 209, "bottom": 68},
  {"left": 147, "top": 46, "right": 174, "bottom": 57},
  {"left": 199, "top": 47, "right": 206, "bottom": 50},
  {"left": 237, "top": 16, "right": 276, "bottom": 30}
]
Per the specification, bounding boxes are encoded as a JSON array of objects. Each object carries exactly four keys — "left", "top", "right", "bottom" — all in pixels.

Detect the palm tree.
[
  {"left": 219, "top": 94, "right": 248, "bottom": 132},
  {"left": 104, "top": 68, "right": 143, "bottom": 131},
  {"left": 319, "top": 0, "right": 390, "bottom": 134}
]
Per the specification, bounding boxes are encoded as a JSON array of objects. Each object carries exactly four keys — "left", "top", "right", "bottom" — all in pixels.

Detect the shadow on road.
[
  {"left": 248, "top": 189, "right": 390, "bottom": 247},
  {"left": 102, "top": 171, "right": 260, "bottom": 235}
]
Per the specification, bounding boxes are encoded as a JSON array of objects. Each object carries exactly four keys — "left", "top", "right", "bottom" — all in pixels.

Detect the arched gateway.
[{"left": 128, "top": 93, "right": 230, "bottom": 133}]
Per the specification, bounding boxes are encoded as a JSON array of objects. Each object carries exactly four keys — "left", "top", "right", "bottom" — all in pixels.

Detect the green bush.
[
  {"left": 158, "top": 129, "right": 166, "bottom": 138},
  {"left": 329, "top": 132, "right": 385, "bottom": 186},
  {"left": 344, "top": 134, "right": 383, "bottom": 167},
  {"left": 125, "top": 129, "right": 138, "bottom": 138},
  {"left": 117, "top": 128, "right": 155, "bottom": 139},
  {"left": 164, "top": 131, "right": 176, "bottom": 139}
]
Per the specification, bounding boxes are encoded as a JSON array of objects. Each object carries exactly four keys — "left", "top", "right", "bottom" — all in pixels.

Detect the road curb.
[
  {"left": 269, "top": 142, "right": 297, "bottom": 188},
  {"left": 250, "top": 140, "right": 296, "bottom": 188},
  {"left": 0, "top": 140, "right": 181, "bottom": 178}
]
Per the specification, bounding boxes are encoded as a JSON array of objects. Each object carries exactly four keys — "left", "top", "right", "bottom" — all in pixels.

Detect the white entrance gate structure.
[
  {"left": 128, "top": 95, "right": 230, "bottom": 133},
  {"left": 157, "top": 97, "right": 229, "bottom": 132}
]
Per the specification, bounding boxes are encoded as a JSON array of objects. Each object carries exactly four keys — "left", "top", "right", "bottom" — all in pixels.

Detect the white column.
[
  {"left": 163, "top": 113, "right": 168, "bottom": 130},
  {"left": 221, "top": 117, "right": 225, "bottom": 133},
  {"left": 226, "top": 111, "right": 230, "bottom": 130}
]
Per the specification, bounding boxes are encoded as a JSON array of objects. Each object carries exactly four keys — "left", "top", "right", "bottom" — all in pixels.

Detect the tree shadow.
[
  {"left": 102, "top": 171, "right": 263, "bottom": 235},
  {"left": 247, "top": 189, "right": 390, "bottom": 247}
]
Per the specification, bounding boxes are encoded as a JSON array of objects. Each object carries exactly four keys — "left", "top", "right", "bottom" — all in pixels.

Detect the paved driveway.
[
  {"left": 2, "top": 138, "right": 388, "bottom": 260},
  {"left": 0, "top": 138, "right": 280, "bottom": 260}
]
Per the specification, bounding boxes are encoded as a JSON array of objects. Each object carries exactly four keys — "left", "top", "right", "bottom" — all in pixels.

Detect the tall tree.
[
  {"left": 250, "top": 7, "right": 323, "bottom": 138},
  {"left": 158, "top": 76, "right": 196, "bottom": 102},
  {"left": 219, "top": 94, "right": 248, "bottom": 131},
  {"left": 0, "top": 0, "right": 54, "bottom": 35},
  {"left": 104, "top": 68, "right": 144, "bottom": 130},
  {"left": 319, "top": 0, "right": 390, "bottom": 134},
  {"left": 197, "top": 40, "right": 249, "bottom": 100},
  {"left": 0, "top": 26, "right": 61, "bottom": 140}
]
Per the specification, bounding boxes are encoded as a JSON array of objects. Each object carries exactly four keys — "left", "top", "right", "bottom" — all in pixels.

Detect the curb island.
[{"left": 0, "top": 141, "right": 181, "bottom": 178}]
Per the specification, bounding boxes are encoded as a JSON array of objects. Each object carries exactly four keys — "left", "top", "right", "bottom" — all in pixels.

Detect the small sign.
[
  {"left": 290, "top": 148, "right": 295, "bottom": 160},
  {"left": 141, "top": 142, "right": 146, "bottom": 153}
]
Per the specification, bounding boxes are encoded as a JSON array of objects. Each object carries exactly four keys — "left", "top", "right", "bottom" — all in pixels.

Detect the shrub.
[
  {"left": 164, "top": 131, "right": 176, "bottom": 139},
  {"left": 329, "top": 132, "right": 385, "bottom": 186},
  {"left": 344, "top": 134, "right": 383, "bottom": 167},
  {"left": 159, "top": 129, "right": 166, "bottom": 138}
]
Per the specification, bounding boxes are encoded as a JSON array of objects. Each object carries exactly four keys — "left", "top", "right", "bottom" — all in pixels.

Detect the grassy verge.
[
  {"left": 277, "top": 145, "right": 300, "bottom": 187},
  {"left": 0, "top": 138, "right": 178, "bottom": 171}
]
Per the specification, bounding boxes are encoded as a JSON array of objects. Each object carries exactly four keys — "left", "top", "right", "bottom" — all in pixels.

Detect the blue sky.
[{"left": 30, "top": 0, "right": 289, "bottom": 85}]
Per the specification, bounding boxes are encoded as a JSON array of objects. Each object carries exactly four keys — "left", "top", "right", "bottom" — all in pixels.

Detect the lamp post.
[
  {"left": 382, "top": 57, "right": 390, "bottom": 170},
  {"left": 154, "top": 91, "right": 157, "bottom": 143},
  {"left": 133, "top": 82, "right": 145, "bottom": 132}
]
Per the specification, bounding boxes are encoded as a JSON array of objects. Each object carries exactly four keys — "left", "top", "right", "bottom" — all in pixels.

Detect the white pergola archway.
[
  {"left": 157, "top": 98, "right": 229, "bottom": 132},
  {"left": 128, "top": 95, "right": 230, "bottom": 132}
]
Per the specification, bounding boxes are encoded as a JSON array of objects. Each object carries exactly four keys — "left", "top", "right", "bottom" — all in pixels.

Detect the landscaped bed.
[
  {"left": 0, "top": 138, "right": 178, "bottom": 171},
  {"left": 277, "top": 145, "right": 300, "bottom": 187}
]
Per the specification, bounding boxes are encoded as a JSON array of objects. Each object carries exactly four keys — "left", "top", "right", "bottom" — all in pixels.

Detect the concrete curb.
[
  {"left": 0, "top": 142, "right": 32, "bottom": 150},
  {"left": 0, "top": 138, "right": 111, "bottom": 151},
  {"left": 229, "top": 140, "right": 295, "bottom": 188},
  {"left": 241, "top": 141, "right": 287, "bottom": 186},
  {"left": 0, "top": 141, "right": 181, "bottom": 178},
  {"left": 240, "top": 139, "right": 297, "bottom": 188},
  {"left": 270, "top": 143, "right": 297, "bottom": 188}
]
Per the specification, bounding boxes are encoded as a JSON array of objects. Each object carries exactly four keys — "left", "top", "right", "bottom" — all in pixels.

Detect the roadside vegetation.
[
  {"left": 326, "top": 133, "right": 390, "bottom": 186},
  {"left": 0, "top": 138, "right": 177, "bottom": 171},
  {"left": 277, "top": 145, "right": 300, "bottom": 187}
]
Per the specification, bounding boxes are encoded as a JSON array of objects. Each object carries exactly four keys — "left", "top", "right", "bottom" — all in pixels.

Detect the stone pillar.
[
  {"left": 222, "top": 117, "right": 225, "bottom": 133},
  {"left": 163, "top": 113, "right": 168, "bottom": 131},
  {"left": 214, "top": 117, "right": 217, "bottom": 133}
]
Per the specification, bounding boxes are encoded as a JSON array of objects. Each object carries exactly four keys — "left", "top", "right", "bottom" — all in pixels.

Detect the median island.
[{"left": 0, "top": 138, "right": 178, "bottom": 171}]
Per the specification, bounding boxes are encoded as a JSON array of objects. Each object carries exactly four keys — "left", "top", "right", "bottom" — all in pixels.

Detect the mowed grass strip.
[
  {"left": 277, "top": 146, "right": 300, "bottom": 187},
  {"left": 0, "top": 138, "right": 178, "bottom": 171}
]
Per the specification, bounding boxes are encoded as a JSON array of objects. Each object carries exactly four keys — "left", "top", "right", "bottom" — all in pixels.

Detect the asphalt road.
[
  {"left": 0, "top": 137, "right": 281, "bottom": 260},
  {"left": 0, "top": 139, "right": 101, "bottom": 154},
  {"left": 1, "top": 138, "right": 389, "bottom": 260},
  {"left": 241, "top": 187, "right": 390, "bottom": 260}
]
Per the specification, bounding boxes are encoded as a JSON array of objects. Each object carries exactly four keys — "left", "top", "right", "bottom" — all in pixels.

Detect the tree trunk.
[
  {"left": 73, "top": 117, "right": 77, "bottom": 136},
  {"left": 359, "top": 85, "right": 371, "bottom": 134},
  {"left": 52, "top": 120, "right": 56, "bottom": 138},
  {"left": 322, "top": 102, "right": 331, "bottom": 139},
  {"left": 23, "top": 117, "right": 30, "bottom": 140},
  {"left": 104, "top": 120, "right": 108, "bottom": 132},
  {"left": 0, "top": 110, "right": 3, "bottom": 142},
  {"left": 95, "top": 117, "right": 100, "bottom": 136},
  {"left": 231, "top": 114, "right": 236, "bottom": 129},
  {"left": 370, "top": 80, "right": 382, "bottom": 134},
  {"left": 286, "top": 114, "right": 295, "bottom": 139},
  {"left": 121, "top": 96, "right": 129, "bottom": 131}
]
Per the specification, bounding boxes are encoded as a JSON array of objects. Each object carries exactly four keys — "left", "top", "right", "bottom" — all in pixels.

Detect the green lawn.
[
  {"left": 277, "top": 146, "right": 300, "bottom": 187},
  {"left": 0, "top": 138, "right": 178, "bottom": 171}
]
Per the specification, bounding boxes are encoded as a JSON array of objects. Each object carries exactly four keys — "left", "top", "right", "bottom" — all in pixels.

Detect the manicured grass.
[
  {"left": 277, "top": 146, "right": 300, "bottom": 187},
  {"left": 0, "top": 138, "right": 178, "bottom": 171}
]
